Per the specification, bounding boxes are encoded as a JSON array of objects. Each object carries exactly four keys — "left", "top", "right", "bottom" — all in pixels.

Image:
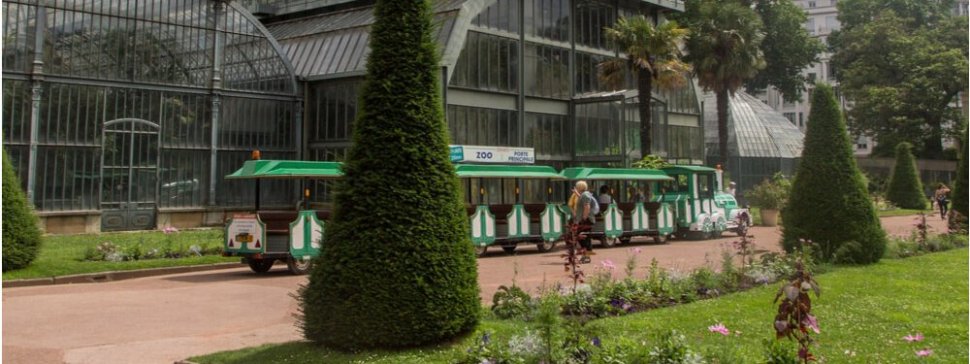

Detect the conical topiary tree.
[
  {"left": 949, "top": 124, "right": 968, "bottom": 230},
  {"left": 2, "top": 149, "right": 42, "bottom": 271},
  {"left": 299, "top": 0, "right": 479, "bottom": 350},
  {"left": 885, "top": 142, "right": 927, "bottom": 209},
  {"left": 782, "top": 84, "right": 886, "bottom": 264}
]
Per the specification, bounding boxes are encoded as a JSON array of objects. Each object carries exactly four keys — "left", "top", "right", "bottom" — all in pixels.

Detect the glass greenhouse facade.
[
  {"left": 3, "top": 0, "right": 702, "bottom": 233},
  {"left": 3, "top": 0, "right": 301, "bottom": 232},
  {"left": 702, "top": 91, "right": 805, "bottom": 201}
]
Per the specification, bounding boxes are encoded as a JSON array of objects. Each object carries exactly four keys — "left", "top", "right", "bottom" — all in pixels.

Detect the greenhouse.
[
  {"left": 702, "top": 91, "right": 805, "bottom": 201},
  {"left": 2, "top": 0, "right": 301, "bottom": 232},
  {"left": 2, "top": 0, "right": 702, "bottom": 232}
]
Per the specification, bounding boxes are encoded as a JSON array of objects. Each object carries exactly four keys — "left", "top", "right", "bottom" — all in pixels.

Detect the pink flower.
[
  {"left": 163, "top": 226, "right": 179, "bottom": 234},
  {"left": 904, "top": 333, "right": 924, "bottom": 342},
  {"left": 601, "top": 260, "right": 616, "bottom": 270},
  {"left": 802, "top": 314, "right": 820, "bottom": 334},
  {"left": 631, "top": 247, "right": 642, "bottom": 254},
  {"left": 708, "top": 323, "right": 730, "bottom": 336},
  {"left": 916, "top": 348, "right": 933, "bottom": 357}
]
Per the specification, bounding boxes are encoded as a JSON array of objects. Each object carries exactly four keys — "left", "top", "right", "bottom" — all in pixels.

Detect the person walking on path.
[{"left": 935, "top": 183, "right": 951, "bottom": 220}]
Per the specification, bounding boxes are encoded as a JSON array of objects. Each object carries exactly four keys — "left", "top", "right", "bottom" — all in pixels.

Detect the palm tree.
[
  {"left": 600, "top": 15, "right": 690, "bottom": 158},
  {"left": 687, "top": 0, "right": 765, "bottom": 167}
]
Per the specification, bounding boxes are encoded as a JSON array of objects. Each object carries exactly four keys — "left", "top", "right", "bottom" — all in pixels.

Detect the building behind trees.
[{"left": 2, "top": 0, "right": 704, "bottom": 233}]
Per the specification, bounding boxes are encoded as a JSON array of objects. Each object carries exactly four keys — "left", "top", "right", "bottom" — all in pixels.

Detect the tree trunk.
[
  {"left": 638, "top": 70, "right": 653, "bottom": 158},
  {"left": 716, "top": 88, "right": 730, "bottom": 167},
  {"left": 924, "top": 116, "right": 945, "bottom": 159}
]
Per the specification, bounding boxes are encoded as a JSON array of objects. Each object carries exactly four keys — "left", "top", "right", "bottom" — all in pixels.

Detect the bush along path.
[{"left": 191, "top": 237, "right": 968, "bottom": 364}]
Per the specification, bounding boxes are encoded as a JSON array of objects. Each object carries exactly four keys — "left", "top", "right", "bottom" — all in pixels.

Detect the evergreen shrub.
[
  {"left": 949, "top": 124, "right": 967, "bottom": 231},
  {"left": 781, "top": 84, "right": 886, "bottom": 264},
  {"left": 299, "top": 0, "right": 479, "bottom": 350},
  {"left": 885, "top": 142, "right": 927, "bottom": 209},
  {"left": 2, "top": 150, "right": 42, "bottom": 271}
]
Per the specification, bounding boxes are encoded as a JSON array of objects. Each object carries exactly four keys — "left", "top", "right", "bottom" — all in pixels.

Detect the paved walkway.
[{"left": 1, "top": 214, "right": 947, "bottom": 364}]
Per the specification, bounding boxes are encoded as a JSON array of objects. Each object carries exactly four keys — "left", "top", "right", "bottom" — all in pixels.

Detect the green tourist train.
[{"left": 221, "top": 158, "right": 749, "bottom": 273}]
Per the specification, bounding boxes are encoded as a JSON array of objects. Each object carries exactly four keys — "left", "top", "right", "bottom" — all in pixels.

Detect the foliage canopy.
[
  {"left": 885, "top": 142, "right": 927, "bottom": 209},
  {"left": 2, "top": 150, "right": 42, "bottom": 272},
  {"left": 300, "top": 0, "right": 479, "bottom": 350},
  {"left": 831, "top": 0, "right": 968, "bottom": 158},
  {"left": 601, "top": 16, "right": 690, "bottom": 158},
  {"left": 781, "top": 84, "right": 886, "bottom": 264}
]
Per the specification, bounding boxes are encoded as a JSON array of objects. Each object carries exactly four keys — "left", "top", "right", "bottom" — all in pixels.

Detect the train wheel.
[
  {"left": 286, "top": 257, "right": 312, "bottom": 275},
  {"left": 536, "top": 240, "right": 556, "bottom": 253},
  {"left": 600, "top": 237, "right": 618, "bottom": 248},
  {"left": 502, "top": 245, "right": 517, "bottom": 254},
  {"left": 653, "top": 234, "right": 668, "bottom": 244},
  {"left": 247, "top": 258, "right": 275, "bottom": 273},
  {"left": 474, "top": 245, "right": 488, "bottom": 257},
  {"left": 687, "top": 230, "right": 708, "bottom": 240}
]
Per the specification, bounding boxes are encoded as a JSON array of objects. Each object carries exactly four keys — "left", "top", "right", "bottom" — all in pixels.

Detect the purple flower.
[
  {"left": 482, "top": 332, "right": 491, "bottom": 345},
  {"left": 708, "top": 323, "right": 730, "bottom": 336},
  {"left": 774, "top": 320, "right": 788, "bottom": 333},
  {"left": 591, "top": 336, "right": 602, "bottom": 348},
  {"left": 904, "top": 333, "right": 924, "bottom": 342},
  {"left": 601, "top": 259, "right": 616, "bottom": 270},
  {"left": 802, "top": 314, "right": 820, "bottom": 334},
  {"left": 916, "top": 348, "right": 933, "bottom": 357},
  {"left": 631, "top": 247, "right": 642, "bottom": 255}
]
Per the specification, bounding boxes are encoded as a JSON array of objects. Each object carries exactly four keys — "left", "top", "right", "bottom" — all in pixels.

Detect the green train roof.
[
  {"left": 661, "top": 165, "right": 718, "bottom": 173},
  {"left": 454, "top": 164, "right": 565, "bottom": 179},
  {"left": 559, "top": 167, "right": 673, "bottom": 181},
  {"left": 225, "top": 160, "right": 343, "bottom": 179}
]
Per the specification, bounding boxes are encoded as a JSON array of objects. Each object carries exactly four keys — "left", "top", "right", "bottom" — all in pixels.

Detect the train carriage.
[
  {"left": 559, "top": 167, "right": 677, "bottom": 247},
  {"left": 222, "top": 160, "right": 342, "bottom": 274},
  {"left": 456, "top": 164, "right": 568, "bottom": 257}
]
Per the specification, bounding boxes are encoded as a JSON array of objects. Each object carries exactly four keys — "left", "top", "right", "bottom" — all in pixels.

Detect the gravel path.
[{"left": 1, "top": 214, "right": 946, "bottom": 364}]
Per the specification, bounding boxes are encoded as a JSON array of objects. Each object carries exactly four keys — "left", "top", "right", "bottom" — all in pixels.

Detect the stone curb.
[{"left": 3, "top": 262, "right": 244, "bottom": 288}]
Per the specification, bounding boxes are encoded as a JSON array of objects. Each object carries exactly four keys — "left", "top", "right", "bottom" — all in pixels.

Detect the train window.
[
  {"left": 662, "top": 174, "right": 689, "bottom": 193},
  {"left": 522, "top": 179, "right": 545, "bottom": 204},
  {"left": 698, "top": 173, "right": 713, "bottom": 197}
]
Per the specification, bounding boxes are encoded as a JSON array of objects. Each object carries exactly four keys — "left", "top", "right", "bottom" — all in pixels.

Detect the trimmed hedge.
[
  {"left": 2, "top": 149, "right": 42, "bottom": 271},
  {"left": 781, "top": 84, "right": 886, "bottom": 264},
  {"left": 299, "top": 0, "right": 480, "bottom": 350},
  {"left": 885, "top": 142, "right": 927, "bottom": 209},
  {"left": 950, "top": 126, "right": 968, "bottom": 230}
]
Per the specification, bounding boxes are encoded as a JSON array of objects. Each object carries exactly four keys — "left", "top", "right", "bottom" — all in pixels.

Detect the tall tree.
[
  {"left": 744, "top": 0, "right": 824, "bottom": 102},
  {"left": 600, "top": 16, "right": 690, "bottom": 158},
  {"left": 300, "top": 0, "right": 479, "bottom": 350},
  {"left": 831, "top": 0, "right": 967, "bottom": 158},
  {"left": 684, "top": 0, "right": 766, "bottom": 166},
  {"left": 782, "top": 84, "right": 886, "bottom": 264}
]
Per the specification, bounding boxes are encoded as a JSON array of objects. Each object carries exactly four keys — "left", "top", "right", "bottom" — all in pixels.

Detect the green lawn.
[
  {"left": 191, "top": 249, "right": 969, "bottom": 363},
  {"left": 877, "top": 208, "right": 931, "bottom": 217},
  {"left": 748, "top": 206, "right": 925, "bottom": 224},
  {"left": 2, "top": 229, "right": 237, "bottom": 280}
]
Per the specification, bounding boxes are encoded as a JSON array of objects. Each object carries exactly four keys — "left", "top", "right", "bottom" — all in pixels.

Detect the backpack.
[{"left": 583, "top": 191, "right": 600, "bottom": 215}]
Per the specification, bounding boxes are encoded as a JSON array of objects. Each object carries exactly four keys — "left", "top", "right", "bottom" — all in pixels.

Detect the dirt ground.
[{"left": 1, "top": 214, "right": 948, "bottom": 364}]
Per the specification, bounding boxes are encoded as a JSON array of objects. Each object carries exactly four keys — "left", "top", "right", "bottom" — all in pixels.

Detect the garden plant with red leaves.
[
  {"left": 773, "top": 239, "right": 821, "bottom": 363},
  {"left": 562, "top": 223, "right": 590, "bottom": 291}
]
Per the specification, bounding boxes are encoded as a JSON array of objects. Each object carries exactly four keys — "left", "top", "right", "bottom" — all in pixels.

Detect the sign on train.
[{"left": 450, "top": 145, "right": 535, "bottom": 164}]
